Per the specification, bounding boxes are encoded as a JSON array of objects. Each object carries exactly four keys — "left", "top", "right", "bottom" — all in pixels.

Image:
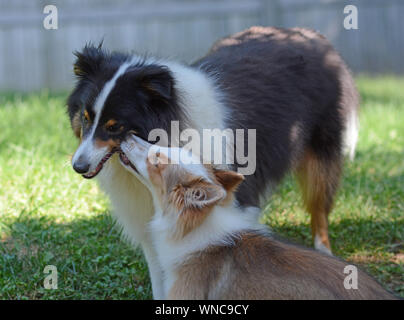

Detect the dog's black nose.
[{"left": 73, "top": 160, "right": 90, "bottom": 174}]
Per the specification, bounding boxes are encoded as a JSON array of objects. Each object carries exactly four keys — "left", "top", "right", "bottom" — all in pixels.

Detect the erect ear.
[
  {"left": 183, "top": 181, "right": 225, "bottom": 211},
  {"left": 73, "top": 43, "right": 105, "bottom": 78},
  {"left": 136, "top": 65, "right": 174, "bottom": 101},
  {"left": 170, "top": 179, "right": 226, "bottom": 239},
  {"left": 213, "top": 169, "right": 244, "bottom": 193}
]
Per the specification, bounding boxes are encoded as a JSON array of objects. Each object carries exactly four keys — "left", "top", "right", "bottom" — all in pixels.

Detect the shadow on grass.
[
  {"left": 1, "top": 204, "right": 402, "bottom": 299},
  {"left": 0, "top": 213, "right": 152, "bottom": 299}
]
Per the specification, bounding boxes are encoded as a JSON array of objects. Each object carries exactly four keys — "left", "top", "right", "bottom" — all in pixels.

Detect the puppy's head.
[
  {"left": 67, "top": 44, "right": 177, "bottom": 178},
  {"left": 120, "top": 134, "right": 244, "bottom": 239}
]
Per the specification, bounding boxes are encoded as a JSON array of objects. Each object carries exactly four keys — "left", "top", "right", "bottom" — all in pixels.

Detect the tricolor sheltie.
[
  {"left": 116, "top": 134, "right": 393, "bottom": 299},
  {"left": 67, "top": 27, "right": 359, "bottom": 299}
]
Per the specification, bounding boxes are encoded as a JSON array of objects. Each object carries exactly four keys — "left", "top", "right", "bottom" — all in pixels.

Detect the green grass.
[{"left": 0, "top": 77, "right": 403, "bottom": 299}]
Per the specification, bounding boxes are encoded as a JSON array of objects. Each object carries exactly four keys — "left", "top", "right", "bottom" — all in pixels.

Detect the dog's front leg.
[{"left": 141, "top": 239, "right": 165, "bottom": 299}]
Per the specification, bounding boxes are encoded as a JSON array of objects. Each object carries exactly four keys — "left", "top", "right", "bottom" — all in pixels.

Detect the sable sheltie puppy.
[
  {"left": 67, "top": 27, "right": 359, "bottom": 298},
  {"left": 119, "top": 134, "right": 394, "bottom": 300}
]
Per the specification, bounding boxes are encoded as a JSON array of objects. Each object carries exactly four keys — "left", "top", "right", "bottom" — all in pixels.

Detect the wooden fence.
[{"left": 0, "top": 0, "right": 403, "bottom": 91}]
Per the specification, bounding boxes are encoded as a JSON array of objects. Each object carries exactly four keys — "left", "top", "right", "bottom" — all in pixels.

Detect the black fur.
[{"left": 193, "top": 27, "right": 358, "bottom": 206}]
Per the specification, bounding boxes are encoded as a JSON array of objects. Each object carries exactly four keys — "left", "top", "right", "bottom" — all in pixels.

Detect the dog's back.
[
  {"left": 194, "top": 26, "right": 360, "bottom": 253},
  {"left": 169, "top": 231, "right": 395, "bottom": 300}
]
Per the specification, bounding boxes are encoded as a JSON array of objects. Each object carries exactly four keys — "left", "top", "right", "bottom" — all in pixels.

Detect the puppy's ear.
[
  {"left": 212, "top": 169, "right": 244, "bottom": 205},
  {"left": 214, "top": 169, "right": 244, "bottom": 192},
  {"left": 170, "top": 179, "right": 226, "bottom": 239},
  {"left": 183, "top": 182, "right": 225, "bottom": 211},
  {"left": 73, "top": 43, "right": 105, "bottom": 78},
  {"left": 135, "top": 65, "right": 174, "bottom": 101}
]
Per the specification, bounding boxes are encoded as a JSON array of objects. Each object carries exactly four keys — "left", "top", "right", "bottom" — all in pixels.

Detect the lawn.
[{"left": 0, "top": 76, "right": 403, "bottom": 299}]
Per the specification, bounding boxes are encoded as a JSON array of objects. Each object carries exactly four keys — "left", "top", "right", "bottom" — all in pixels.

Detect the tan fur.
[
  {"left": 84, "top": 109, "right": 90, "bottom": 122},
  {"left": 147, "top": 151, "right": 169, "bottom": 191},
  {"left": 213, "top": 169, "right": 244, "bottom": 206},
  {"left": 146, "top": 158, "right": 242, "bottom": 240},
  {"left": 168, "top": 232, "right": 396, "bottom": 300},
  {"left": 71, "top": 111, "right": 81, "bottom": 138},
  {"left": 146, "top": 153, "right": 217, "bottom": 240},
  {"left": 104, "top": 119, "right": 124, "bottom": 134},
  {"left": 73, "top": 64, "right": 85, "bottom": 76},
  {"left": 296, "top": 149, "right": 342, "bottom": 250},
  {"left": 213, "top": 169, "right": 244, "bottom": 192},
  {"left": 170, "top": 179, "right": 224, "bottom": 240},
  {"left": 104, "top": 119, "right": 117, "bottom": 128},
  {"left": 94, "top": 138, "right": 119, "bottom": 150}
]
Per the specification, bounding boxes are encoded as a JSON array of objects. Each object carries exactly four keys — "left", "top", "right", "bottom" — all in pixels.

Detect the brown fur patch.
[
  {"left": 84, "top": 109, "right": 90, "bottom": 122},
  {"left": 71, "top": 111, "right": 81, "bottom": 139},
  {"left": 104, "top": 119, "right": 117, "bottom": 129},
  {"left": 168, "top": 178, "right": 224, "bottom": 240},
  {"left": 146, "top": 156, "right": 242, "bottom": 240},
  {"left": 145, "top": 155, "right": 229, "bottom": 239},
  {"left": 213, "top": 169, "right": 244, "bottom": 206},
  {"left": 146, "top": 151, "right": 169, "bottom": 196},
  {"left": 94, "top": 138, "right": 119, "bottom": 150},
  {"left": 169, "top": 231, "right": 396, "bottom": 299},
  {"left": 73, "top": 64, "right": 85, "bottom": 77},
  {"left": 296, "top": 150, "right": 342, "bottom": 250},
  {"left": 213, "top": 169, "right": 244, "bottom": 192}
]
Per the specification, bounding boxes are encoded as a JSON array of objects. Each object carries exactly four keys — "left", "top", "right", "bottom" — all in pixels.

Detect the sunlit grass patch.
[{"left": 0, "top": 76, "right": 403, "bottom": 299}]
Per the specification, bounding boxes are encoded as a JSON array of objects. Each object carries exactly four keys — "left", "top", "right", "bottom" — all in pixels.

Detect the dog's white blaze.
[
  {"left": 72, "top": 61, "right": 133, "bottom": 170},
  {"left": 91, "top": 61, "right": 132, "bottom": 134}
]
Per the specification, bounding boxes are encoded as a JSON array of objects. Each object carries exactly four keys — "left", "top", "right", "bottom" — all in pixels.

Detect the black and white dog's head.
[{"left": 67, "top": 45, "right": 182, "bottom": 178}]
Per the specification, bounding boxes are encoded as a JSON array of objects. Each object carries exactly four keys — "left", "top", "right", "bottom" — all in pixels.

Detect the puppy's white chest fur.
[{"left": 149, "top": 205, "right": 261, "bottom": 298}]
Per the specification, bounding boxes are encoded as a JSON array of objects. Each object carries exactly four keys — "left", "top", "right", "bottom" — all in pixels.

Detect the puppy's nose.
[{"left": 73, "top": 158, "right": 90, "bottom": 174}]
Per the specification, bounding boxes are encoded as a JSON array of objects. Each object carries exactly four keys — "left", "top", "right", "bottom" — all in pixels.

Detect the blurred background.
[{"left": 0, "top": 0, "right": 403, "bottom": 91}]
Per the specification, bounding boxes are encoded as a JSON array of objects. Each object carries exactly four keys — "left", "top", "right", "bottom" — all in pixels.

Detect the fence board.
[{"left": 0, "top": 0, "right": 402, "bottom": 91}]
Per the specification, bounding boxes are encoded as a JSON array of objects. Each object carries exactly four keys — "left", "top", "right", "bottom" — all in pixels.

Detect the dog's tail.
[{"left": 343, "top": 108, "right": 359, "bottom": 161}]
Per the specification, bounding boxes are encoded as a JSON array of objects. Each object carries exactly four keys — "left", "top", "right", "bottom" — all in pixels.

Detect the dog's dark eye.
[
  {"left": 106, "top": 123, "right": 120, "bottom": 132},
  {"left": 83, "top": 110, "right": 91, "bottom": 124},
  {"left": 105, "top": 120, "right": 123, "bottom": 134}
]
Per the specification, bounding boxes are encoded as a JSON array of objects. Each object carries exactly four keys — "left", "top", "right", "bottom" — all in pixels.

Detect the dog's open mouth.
[
  {"left": 82, "top": 149, "right": 118, "bottom": 179},
  {"left": 81, "top": 147, "right": 138, "bottom": 179},
  {"left": 119, "top": 151, "right": 139, "bottom": 174}
]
